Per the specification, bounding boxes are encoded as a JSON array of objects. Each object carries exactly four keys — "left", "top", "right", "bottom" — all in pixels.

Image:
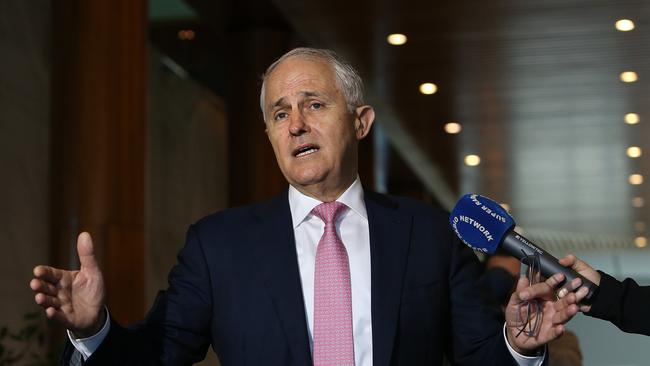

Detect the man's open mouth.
[{"left": 293, "top": 144, "right": 320, "bottom": 158}]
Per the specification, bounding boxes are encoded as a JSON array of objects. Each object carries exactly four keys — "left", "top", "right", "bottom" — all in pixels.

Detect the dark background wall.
[{"left": 0, "top": 0, "right": 52, "bottom": 360}]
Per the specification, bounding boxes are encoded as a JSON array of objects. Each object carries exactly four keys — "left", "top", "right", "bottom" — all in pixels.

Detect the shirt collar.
[{"left": 288, "top": 177, "right": 368, "bottom": 228}]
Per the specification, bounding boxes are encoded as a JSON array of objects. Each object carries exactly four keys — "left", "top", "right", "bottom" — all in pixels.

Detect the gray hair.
[{"left": 259, "top": 47, "right": 365, "bottom": 121}]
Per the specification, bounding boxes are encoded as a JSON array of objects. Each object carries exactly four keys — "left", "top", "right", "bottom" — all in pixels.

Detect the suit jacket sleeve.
[
  {"left": 586, "top": 271, "right": 650, "bottom": 335},
  {"left": 61, "top": 225, "right": 213, "bottom": 365},
  {"left": 446, "top": 235, "right": 520, "bottom": 366}
]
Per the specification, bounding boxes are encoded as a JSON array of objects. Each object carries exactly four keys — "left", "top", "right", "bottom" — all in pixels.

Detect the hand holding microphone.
[
  {"left": 449, "top": 193, "right": 598, "bottom": 303},
  {"left": 559, "top": 254, "right": 650, "bottom": 336},
  {"left": 558, "top": 254, "right": 601, "bottom": 312},
  {"left": 449, "top": 194, "right": 594, "bottom": 354}
]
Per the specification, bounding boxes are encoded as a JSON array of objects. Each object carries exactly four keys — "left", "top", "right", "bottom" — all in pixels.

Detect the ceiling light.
[
  {"left": 635, "top": 222, "right": 646, "bottom": 232},
  {"left": 615, "top": 19, "right": 635, "bottom": 32},
  {"left": 620, "top": 71, "right": 638, "bottom": 83},
  {"left": 444, "top": 122, "right": 462, "bottom": 134},
  {"left": 625, "top": 113, "right": 640, "bottom": 125},
  {"left": 177, "top": 29, "right": 196, "bottom": 40},
  {"left": 632, "top": 197, "right": 645, "bottom": 208},
  {"left": 464, "top": 154, "right": 481, "bottom": 166},
  {"left": 387, "top": 33, "right": 407, "bottom": 45},
  {"left": 629, "top": 174, "right": 644, "bottom": 185},
  {"left": 627, "top": 146, "right": 642, "bottom": 158},
  {"left": 635, "top": 236, "right": 647, "bottom": 248},
  {"left": 419, "top": 83, "right": 438, "bottom": 95}
]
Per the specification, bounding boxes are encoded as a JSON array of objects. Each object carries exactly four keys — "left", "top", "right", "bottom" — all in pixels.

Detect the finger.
[
  {"left": 560, "top": 254, "right": 592, "bottom": 274},
  {"left": 544, "top": 272, "right": 567, "bottom": 289},
  {"left": 516, "top": 275, "right": 530, "bottom": 291},
  {"left": 574, "top": 286, "right": 589, "bottom": 303},
  {"left": 552, "top": 291, "right": 581, "bottom": 324},
  {"left": 30, "top": 278, "right": 58, "bottom": 296},
  {"left": 45, "top": 307, "right": 71, "bottom": 329},
  {"left": 45, "top": 307, "right": 71, "bottom": 328},
  {"left": 575, "top": 287, "right": 591, "bottom": 313},
  {"left": 558, "top": 254, "right": 577, "bottom": 268},
  {"left": 554, "top": 290, "right": 578, "bottom": 311},
  {"left": 509, "top": 276, "right": 530, "bottom": 305},
  {"left": 520, "top": 273, "right": 565, "bottom": 301},
  {"left": 557, "top": 277, "right": 582, "bottom": 298},
  {"left": 578, "top": 303, "right": 592, "bottom": 313},
  {"left": 77, "top": 232, "right": 99, "bottom": 271},
  {"left": 45, "top": 306, "right": 59, "bottom": 319},
  {"left": 34, "top": 293, "right": 62, "bottom": 309},
  {"left": 552, "top": 301, "right": 579, "bottom": 324},
  {"left": 552, "top": 324, "right": 565, "bottom": 338},
  {"left": 33, "top": 265, "right": 64, "bottom": 283}
]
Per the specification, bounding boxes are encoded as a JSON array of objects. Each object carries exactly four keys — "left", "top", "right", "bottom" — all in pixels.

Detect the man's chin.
[
  {"left": 284, "top": 168, "right": 330, "bottom": 187},
  {"left": 288, "top": 175, "right": 326, "bottom": 189}
]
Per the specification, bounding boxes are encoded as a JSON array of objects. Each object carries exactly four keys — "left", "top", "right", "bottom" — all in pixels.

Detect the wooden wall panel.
[
  {"left": 226, "top": 30, "right": 293, "bottom": 206},
  {"left": 51, "top": 0, "right": 147, "bottom": 325}
]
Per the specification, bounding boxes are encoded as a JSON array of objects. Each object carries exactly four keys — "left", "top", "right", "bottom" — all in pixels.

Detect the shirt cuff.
[
  {"left": 503, "top": 323, "right": 546, "bottom": 366},
  {"left": 67, "top": 308, "right": 111, "bottom": 361}
]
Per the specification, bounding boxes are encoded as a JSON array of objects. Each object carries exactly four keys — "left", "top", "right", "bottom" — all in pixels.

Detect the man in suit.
[{"left": 30, "top": 47, "right": 585, "bottom": 365}]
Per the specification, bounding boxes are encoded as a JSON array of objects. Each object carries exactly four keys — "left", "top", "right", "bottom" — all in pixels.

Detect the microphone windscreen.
[{"left": 449, "top": 194, "right": 515, "bottom": 254}]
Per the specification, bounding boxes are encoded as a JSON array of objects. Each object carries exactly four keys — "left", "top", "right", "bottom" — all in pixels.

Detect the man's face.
[{"left": 263, "top": 57, "right": 374, "bottom": 197}]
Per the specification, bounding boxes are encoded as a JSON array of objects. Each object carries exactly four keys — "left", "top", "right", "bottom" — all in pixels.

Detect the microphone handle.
[{"left": 501, "top": 231, "right": 598, "bottom": 304}]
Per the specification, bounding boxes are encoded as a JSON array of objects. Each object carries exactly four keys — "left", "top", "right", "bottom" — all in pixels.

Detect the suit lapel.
[
  {"left": 250, "top": 191, "right": 312, "bottom": 366},
  {"left": 365, "top": 191, "right": 413, "bottom": 366}
]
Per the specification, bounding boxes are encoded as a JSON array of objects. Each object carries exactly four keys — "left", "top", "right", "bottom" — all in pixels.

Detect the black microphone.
[{"left": 449, "top": 194, "right": 598, "bottom": 303}]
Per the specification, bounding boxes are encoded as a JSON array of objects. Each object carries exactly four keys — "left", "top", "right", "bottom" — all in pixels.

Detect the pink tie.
[{"left": 312, "top": 201, "right": 355, "bottom": 366}]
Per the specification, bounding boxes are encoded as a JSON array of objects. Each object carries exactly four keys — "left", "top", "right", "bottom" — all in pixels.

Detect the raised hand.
[
  {"left": 30, "top": 232, "right": 106, "bottom": 338},
  {"left": 504, "top": 273, "right": 588, "bottom": 355}
]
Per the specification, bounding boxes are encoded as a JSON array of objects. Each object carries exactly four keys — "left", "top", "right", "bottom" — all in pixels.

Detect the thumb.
[
  {"left": 77, "top": 232, "right": 99, "bottom": 271},
  {"left": 515, "top": 275, "right": 529, "bottom": 292},
  {"left": 562, "top": 254, "right": 590, "bottom": 272},
  {"left": 510, "top": 276, "right": 530, "bottom": 305},
  {"left": 558, "top": 254, "right": 577, "bottom": 268}
]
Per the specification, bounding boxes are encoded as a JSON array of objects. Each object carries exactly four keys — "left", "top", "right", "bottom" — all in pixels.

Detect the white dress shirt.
[{"left": 71, "top": 177, "right": 543, "bottom": 365}]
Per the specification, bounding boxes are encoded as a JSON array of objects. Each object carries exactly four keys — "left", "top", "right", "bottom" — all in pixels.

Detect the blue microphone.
[{"left": 450, "top": 194, "right": 598, "bottom": 303}]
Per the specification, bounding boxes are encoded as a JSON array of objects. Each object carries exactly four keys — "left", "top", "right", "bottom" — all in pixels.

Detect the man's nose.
[{"left": 289, "top": 112, "right": 309, "bottom": 136}]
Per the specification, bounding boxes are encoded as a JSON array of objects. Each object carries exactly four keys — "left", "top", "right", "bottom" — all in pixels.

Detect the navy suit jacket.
[{"left": 63, "top": 190, "right": 519, "bottom": 365}]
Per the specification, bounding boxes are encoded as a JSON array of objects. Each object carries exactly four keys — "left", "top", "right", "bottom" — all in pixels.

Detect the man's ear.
[{"left": 353, "top": 105, "right": 375, "bottom": 140}]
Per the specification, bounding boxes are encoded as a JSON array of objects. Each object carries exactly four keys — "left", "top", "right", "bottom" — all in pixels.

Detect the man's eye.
[
  {"left": 310, "top": 102, "right": 323, "bottom": 110},
  {"left": 274, "top": 112, "right": 288, "bottom": 121}
]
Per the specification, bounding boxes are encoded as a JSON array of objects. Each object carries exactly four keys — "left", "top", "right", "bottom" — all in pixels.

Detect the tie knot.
[{"left": 312, "top": 201, "right": 347, "bottom": 225}]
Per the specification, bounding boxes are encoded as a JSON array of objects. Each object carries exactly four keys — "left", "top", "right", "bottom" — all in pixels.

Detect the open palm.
[
  {"left": 505, "top": 273, "right": 587, "bottom": 354},
  {"left": 30, "top": 232, "right": 106, "bottom": 337}
]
